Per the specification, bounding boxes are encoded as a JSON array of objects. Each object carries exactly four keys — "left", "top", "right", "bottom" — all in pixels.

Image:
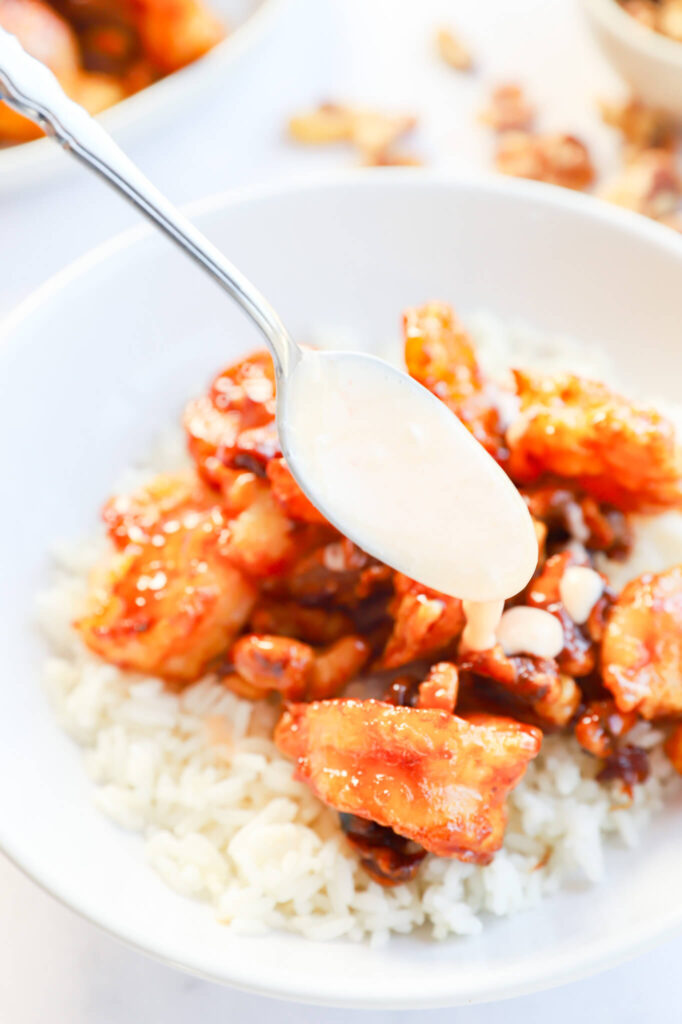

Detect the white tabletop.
[{"left": 2, "top": 0, "right": 679, "bottom": 1020}]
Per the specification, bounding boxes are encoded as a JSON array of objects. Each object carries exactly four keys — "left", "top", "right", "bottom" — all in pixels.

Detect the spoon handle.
[{"left": 0, "top": 27, "right": 299, "bottom": 376}]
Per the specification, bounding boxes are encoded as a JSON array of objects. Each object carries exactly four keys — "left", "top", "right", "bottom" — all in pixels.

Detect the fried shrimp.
[
  {"left": 275, "top": 699, "right": 541, "bottom": 862},
  {"left": 508, "top": 370, "right": 682, "bottom": 512},
  {"left": 77, "top": 505, "right": 256, "bottom": 681},
  {"left": 403, "top": 302, "right": 504, "bottom": 457},
  {"left": 602, "top": 566, "right": 682, "bottom": 718}
]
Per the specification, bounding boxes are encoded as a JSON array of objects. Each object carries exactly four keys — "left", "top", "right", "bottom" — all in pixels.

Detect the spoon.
[{"left": 0, "top": 28, "right": 538, "bottom": 603}]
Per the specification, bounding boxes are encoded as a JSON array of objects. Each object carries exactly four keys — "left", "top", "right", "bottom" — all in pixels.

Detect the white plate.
[
  {"left": 0, "top": 0, "right": 288, "bottom": 189},
  {"left": 1, "top": 173, "right": 682, "bottom": 1009}
]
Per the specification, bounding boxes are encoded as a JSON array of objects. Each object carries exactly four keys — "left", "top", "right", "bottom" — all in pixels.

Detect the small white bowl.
[
  {"left": 0, "top": 0, "right": 288, "bottom": 189},
  {"left": 1, "top": 173, "right": 682, "bottom": 1008},
  {"left": 581, "top": 0, "right": 682, "bottom": 115}
]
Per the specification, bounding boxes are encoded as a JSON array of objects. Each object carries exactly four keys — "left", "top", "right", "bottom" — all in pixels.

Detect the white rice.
[{"left": 38, "top": 315, "right": 682, "bottom": 943}]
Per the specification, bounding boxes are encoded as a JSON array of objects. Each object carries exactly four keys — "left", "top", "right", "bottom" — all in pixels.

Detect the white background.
[{"left": 1, "top": 0, "right": 679, "bottom": 1019}]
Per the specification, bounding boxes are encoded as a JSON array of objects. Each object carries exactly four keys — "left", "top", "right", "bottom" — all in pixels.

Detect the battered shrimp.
[
  {"left": 266, "top": 456, "right": 328, "bottom": 525},
  {"left": 102, "top": 470, "right": 220, "bottom": 549},
  {"left": 602, "top": 566, "right": 682, "bottom": 718},
  {"left": 508, "top": 370, "right": 682, "bottom": 512},
  {"left": 77, "top": 504, "right": 256, "bottom": 681},
  {"left": 403, "top": 302, "right": 504, "bottom": 457},
  {"left": 184, "top": 351, "right": 277, "bottom": 488},
  {"left": 275, "top": 699, "right": 542, "bottom": 862}
]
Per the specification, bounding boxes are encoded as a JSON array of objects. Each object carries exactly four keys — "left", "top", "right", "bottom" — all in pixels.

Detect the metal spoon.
[{"left": 0, "top": 28, "right": 538, "bottom": 601}]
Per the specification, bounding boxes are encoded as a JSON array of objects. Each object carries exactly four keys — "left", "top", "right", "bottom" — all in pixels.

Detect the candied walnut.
[
  {"left": 102, "top": 471, "right": 220, "bottom": 549},
  {"left": 282, "top": 538, "right": 391, "bottom": 607},
  {"left": 436, "top": 26, "right": 473, "bottom": 70},
  {"left": 665, "top": 723, "right": 682, "bottom": 774},
  {"left": 600, "top": 149, "right": 680, "bottom": 220},
  {"left": 265, "top": 456, "right": 328, "bottom": 525},
  {"left": 522, "top": 483, "right": 632, "bottom": 559},
  {"left": 339, "top": 813, "right": 426, "bottom": 886},
  {"left": 574, "top": 699, "right": 638, "bottom": 758},
  {"left": 383, "top": 675, "right": 420, "bottom": 707},
  {"left": 403, "top": 301, "right": 504, "bottom": 457},
  {"left": 248, "top": 599, "right": 353, "bottom": 645},
  {"left": 480, "top": 83, "right": 535, "bottom": 132},
  {"left": 227, "top": 633, "right": 369, "bottom": 701},
  {"left": 599, "top": 97, "right": 675, "bottom": 153},
  {"left": 184, "top": 351, "right": 277, "bottom": 490},
  {"left": 459, "top": 645, "right": 580, "bottom": 727},
  {"left": 275, "top": 699, "right": 541, "bottom": 862},
  {"left": 311, "top": 635, "right": 371, "bottom": 700},
  {"left": 228, "top": 634, "right": 313, "bottom": 701},
  {"left": 380, "top": 573, "right": 465, "bottom": 669},
  {"left": 508, "top": 370, "right": 682, "bottom": 512},
  {"left": 602, "top": 566, "right": 682, "bottom": 718},
  {"left": 417, "top": 662, "right": 459, "bottom": 712},
  {"left": 77, "top": 507, "right": 256, "bottom": 682},
  {"left": 288, "top": 102, "right": 416, "bottom": 163},
  {"left": 526, "top": 551, "right": 610, "bottom": 677},
  {"left": 495, "top": 132, "right": 595, "bottom": 191},
  {"left": 597, "top": 745, "right": 649, "bottom": 791}
]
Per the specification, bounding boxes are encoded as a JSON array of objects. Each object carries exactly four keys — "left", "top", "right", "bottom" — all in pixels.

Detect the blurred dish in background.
[
  {"left": 0, "top": 0, "right": 287, "bottom": 186},
  {"left": 0, "top": 0, "right": 225, "bottom": 145}
]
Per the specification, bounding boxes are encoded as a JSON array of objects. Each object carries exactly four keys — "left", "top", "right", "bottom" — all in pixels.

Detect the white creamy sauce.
[
  {"left": 280, "top": 351, "right": 538, "bottom": 603},
  {"left": 559, "top": 565, "right": 604, "bottom": 625},
  {"left": 496, "top": 606, "right": 564, "bottom": 659},
  {"left": 461, "top": 599, "right": 505, "bottom": 652},
  {"left": 564, "top": 503, "right": 589, "bottom": 544}
]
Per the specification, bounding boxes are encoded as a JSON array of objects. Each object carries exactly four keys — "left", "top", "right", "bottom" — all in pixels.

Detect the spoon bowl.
[{"left": 280, "top": 348, "right": 537, "bottom": 601}]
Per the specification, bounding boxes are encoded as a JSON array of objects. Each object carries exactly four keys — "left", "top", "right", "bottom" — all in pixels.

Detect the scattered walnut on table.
[
  {"left": 436, "top": 26, "right": 473, "bottom": 71},
  {"left": 599, "top": 97, "right": 676, "bottom": 154},
  {"left": 495, "top": 131, "right": 595, "bottom": 191},
  {"left": 480, "top": 83, "right": 535, "bottom": 133},
  {"left": 599, "top": 148, "right": 681, "bottom": 220},
  {"left": 288, "top": 102, "right": 419, "bottom": 166}
]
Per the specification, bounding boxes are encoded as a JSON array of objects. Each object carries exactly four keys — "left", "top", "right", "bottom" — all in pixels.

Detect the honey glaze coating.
[
  {"left": 275, "top": 699, "right": 542, "bottom": 862},
  {"left": 602, "top": 566, "right": 682, "bottom": 718}
]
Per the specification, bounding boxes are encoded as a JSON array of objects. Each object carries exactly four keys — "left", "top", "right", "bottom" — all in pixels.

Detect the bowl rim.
[
  {"left": 581, "top": 0, "right": 682, "bottom": 69},
  {"left": 0, "top": 0, "right": 289, "bottom": 188},
  {"left": 2, "top": 170, "right": 682, "bottom": 1008}
]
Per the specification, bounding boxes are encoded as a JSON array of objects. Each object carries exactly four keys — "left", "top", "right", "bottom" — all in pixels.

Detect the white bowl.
[
  {"left": 581, "top": 0, "right": 682, "bottom": 115},
  {"left": 1, "top": 173, "right": 682, "bottom": 1008},
  {"left": 0, "top": 0, "right": 288, "bottom": 189}
]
